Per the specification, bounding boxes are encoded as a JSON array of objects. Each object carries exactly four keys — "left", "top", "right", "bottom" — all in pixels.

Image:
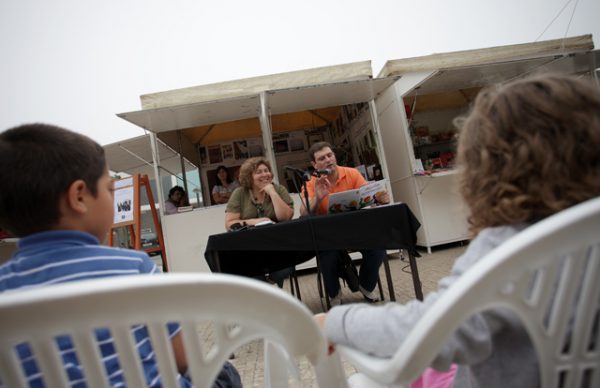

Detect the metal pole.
[
  {"left": 259, "top": 91, "right": 279, "bottom": 183},
  {"left": 149, "top": 132, "right": 166, "bottom": 219},
  {"left": 368, "top": 99, "right": 394, "bottom": 203},
  {"left": 177, "top": 130, "right": 189, "bottom": 196}
]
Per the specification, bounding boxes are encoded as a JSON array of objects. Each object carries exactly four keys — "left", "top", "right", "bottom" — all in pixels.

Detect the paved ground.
[{"left": 226, "top": 244, "right": 466, "bottom": 387}]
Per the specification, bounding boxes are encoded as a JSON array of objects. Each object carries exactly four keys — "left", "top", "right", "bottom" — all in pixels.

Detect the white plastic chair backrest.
[
  {"left": 339, "top": 196, "right": 600, "bottom": 388},
  {"left": 0, "top": 273, "right": 348, "bottom": 388}
]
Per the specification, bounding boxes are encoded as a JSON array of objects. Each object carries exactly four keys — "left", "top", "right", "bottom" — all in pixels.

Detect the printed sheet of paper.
[
  {"left": 113, "top": 186, "right": 134, "bottom": 224},
  {"left": 327, "top": 179, "right": 387, "bottom": 213}
]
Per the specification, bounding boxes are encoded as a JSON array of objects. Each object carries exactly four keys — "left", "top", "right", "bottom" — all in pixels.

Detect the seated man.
[{"left": 301, "top": 141, "right": 390, "bottom": 306}]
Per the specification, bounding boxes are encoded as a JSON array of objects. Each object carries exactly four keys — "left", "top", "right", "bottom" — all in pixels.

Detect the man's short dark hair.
[
  {"left": 0, "top": 123, "right": 106, "bottom": 237},
  {"left": 308, "top": 141, "right": 333, "bottom": 161}
]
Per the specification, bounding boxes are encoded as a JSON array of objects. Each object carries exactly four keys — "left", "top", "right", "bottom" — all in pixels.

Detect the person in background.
[
  {"left": 316, "top": 73, "right": 600, "bottom": 387},
  {"left": 225, "top": 157, "right": 295, "bottom": 287},
  {"left": 301, "top": 141, "right": 391, "bottom": 306},
  {"left": 0, "top": 123, "right": 241, "bottom": 388},
  {"left": 165, "top": 185, "right": 189, "bottom": 215},
  {"left": 212, "top": 165, "right": 240, "bottom": 205}
]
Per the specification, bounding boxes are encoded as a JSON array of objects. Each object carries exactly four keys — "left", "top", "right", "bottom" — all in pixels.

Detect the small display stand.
[{"left": 108, "top": 174, "right": 168, "bottom": 271}]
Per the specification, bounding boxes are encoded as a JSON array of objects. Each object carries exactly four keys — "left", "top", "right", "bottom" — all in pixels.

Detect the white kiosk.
[{"left": 112, "top": 35, "right": 598, "bottom": 270}]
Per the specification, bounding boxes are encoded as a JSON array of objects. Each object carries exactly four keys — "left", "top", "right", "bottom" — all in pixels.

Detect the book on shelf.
[{"left": 327, "top": 179, "right": 388, "bottom": 214}]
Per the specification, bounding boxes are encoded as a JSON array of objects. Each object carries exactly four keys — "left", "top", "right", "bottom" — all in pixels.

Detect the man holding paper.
[{"left": 301, "top": 141, "right": 390, "bottom": 306}]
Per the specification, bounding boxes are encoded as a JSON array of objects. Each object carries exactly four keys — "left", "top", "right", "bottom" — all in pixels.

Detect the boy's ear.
[{"left": 65, "top": 179, "right": 89, "bottom": 214}]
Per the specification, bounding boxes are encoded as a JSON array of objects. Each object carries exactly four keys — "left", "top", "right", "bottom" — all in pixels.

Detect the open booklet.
[{"left": 327, "top": 179, "right": 388, "bottom": 213}]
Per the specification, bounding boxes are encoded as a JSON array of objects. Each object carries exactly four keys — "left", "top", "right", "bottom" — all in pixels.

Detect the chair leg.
[
  {"left": 315, "top": 257, "right": 330, "bottom": 311},
  {"left": 293, "top": 272, "right": 301, "bottom": 301},
  {"left": 288, "top": 273, "right": 296, "bottom": 296},
  {"left": 377, "top": 275, "right": 384, "bottom": 301},
  {"left": 384, "top": 254, "right": 396, "bottom": 302}
]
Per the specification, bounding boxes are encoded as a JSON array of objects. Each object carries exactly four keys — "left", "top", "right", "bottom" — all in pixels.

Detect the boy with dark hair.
[{"left": 0, "top": 123, "right": 241, "bottom": 387}]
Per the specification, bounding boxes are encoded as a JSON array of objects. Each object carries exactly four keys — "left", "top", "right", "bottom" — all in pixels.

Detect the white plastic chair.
[
  {"left": 0, "top": 273, "right": 349, "bottom": 388},
  {"left": 338, "top": 196, "right": 600, "bottom": 388}
]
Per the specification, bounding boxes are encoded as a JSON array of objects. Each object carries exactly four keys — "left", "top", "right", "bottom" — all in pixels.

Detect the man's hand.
[
  {"left": 375, "top": 190, "right": 390, "bottom": 205},
  {"left": 314, "top": 175, "right": 331, "bottom": 201}
]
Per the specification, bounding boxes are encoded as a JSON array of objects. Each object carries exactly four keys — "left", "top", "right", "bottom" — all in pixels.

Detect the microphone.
[
  {"left": 285, "top": 165, "right": 312, "bottom": 182},
  {"left": 312, "top": 168, "right": 332, "bottom": 177}
]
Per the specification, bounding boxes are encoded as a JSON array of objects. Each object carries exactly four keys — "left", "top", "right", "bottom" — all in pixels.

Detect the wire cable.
[
  {"left": 535, "top": 0, "right": 575, "bottom": 42},
  {"left": 562, "top": 0, "right": 581, "bottom": 48}
]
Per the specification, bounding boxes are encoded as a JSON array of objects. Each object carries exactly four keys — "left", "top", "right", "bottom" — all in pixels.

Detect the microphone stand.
[
  {"left": 291, "top": 169, "right": 329, "bottom": 310},
  {"left": 302, "top": 171, "right": 331, "bottom": 311},
  {"left": 302, "top": 175, "right": 313, "bottom": 217}
]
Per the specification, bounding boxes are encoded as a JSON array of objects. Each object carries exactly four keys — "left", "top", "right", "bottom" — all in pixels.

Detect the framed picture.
[
  {"left": 289, "top": 138, "right": 305, "bottom": 152},
  {"left": 208, "top": 144, "right": 222, "bottom": 164},
  {"left": 247, "top": 138, "right": 263, "bottom": 157},
  {"left": 233, "top": 140, "right": 249, "bottom": 160},
  {"left": 308, "top": 133, "right": 324, "bottom": 146},
  {"left": 222, "top": 143, "right": 234, "bottom": 161},
  {"left": 198, "top": 146, "right": 208, "bottom": 165},
  {"left": 274, "top": 139, "right": 289, "bottom": 153}
]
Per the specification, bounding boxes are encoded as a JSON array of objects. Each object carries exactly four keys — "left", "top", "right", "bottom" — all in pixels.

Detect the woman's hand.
[{"left": 260, "top": 183, "right": 277, "bottom": 197}]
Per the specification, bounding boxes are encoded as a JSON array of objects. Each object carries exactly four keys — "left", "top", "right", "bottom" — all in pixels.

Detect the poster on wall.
[
  {"left": 247, "top": 138, "right": 263, "bottom": 157},
  {"left": 233, "top": 140, "right": 248, "bottom": 160},
  {"left": 113, "top": 186, "right": 134, "bottom": 225},
  {"left": 222, "top": 143, "right": 234, "bottom": 161},
  {"left": 272, "top": 133, "right": 289, "bottom": 154},
  {"left": 199, "top": 146, "right": 208, "bottom": 165},
  {"left": 208, "top": 145, "right": 223, "bottom": 164},
  {"left": 274, "top": 139, "right": 289, "bottom": 153},
  {"left": 288, "top": 131, "right": 306, "bottom": 152},
  {"left": 308, "top": 132, "right": 324, "bottom": 146}
]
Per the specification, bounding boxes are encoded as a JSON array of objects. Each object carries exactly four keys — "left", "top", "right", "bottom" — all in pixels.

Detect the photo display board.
[{"left": 113, "top": 177, "right": 136, "bottom": 226}]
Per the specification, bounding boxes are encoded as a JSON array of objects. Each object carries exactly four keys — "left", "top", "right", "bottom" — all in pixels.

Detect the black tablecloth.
[{"left": 204, "top": 203, "right": 421, "bottom": 278}]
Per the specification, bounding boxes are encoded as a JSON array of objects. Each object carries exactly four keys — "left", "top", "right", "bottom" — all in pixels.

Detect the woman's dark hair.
[
  {"left": 456, "top": 73, "right": 600, "bottom": 234},
  {"left": 0, "top": 123, "right": 106, "bottom": 237},
  {"left": 168, "top": 186, "right": 185, "bottom": 198},
  {"left": 214, "top": 165, "right": 233, "bottom": 187}
]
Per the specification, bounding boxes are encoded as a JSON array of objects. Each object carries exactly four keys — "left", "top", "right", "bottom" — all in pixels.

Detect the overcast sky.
[{"left": 1, "top": 0, "right": 598, "bottom": 145}]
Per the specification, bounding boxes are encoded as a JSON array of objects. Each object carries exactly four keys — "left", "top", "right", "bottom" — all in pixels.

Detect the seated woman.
[
  {"left": 225, "top": 157, "right": 295, "bottom": 287},
  {"left": 164, "top": 185, "right": 189, "bottom": 215},
  {"left": 212, "top": 165, "right": 240, "bottom": 205}
]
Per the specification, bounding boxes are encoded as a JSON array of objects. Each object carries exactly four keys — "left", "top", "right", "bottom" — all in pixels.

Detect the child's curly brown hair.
[{"left": 457, "top": 73, "right": 600, "bottom": 234}]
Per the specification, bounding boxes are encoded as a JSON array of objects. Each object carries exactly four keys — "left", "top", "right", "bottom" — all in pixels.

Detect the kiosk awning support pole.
[
  {"left": 259, "top": 91, "right": 279, "bottom": 183},
  {"left": 149, "top": 131, "right": 165, "bottom": 219},
  {"left": 369, "top": 99, "right": 394, "bottom": 203}
]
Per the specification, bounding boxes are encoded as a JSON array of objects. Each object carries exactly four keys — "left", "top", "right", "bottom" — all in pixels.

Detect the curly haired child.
[{"left": 317, "top": 73, "right": 600, "bottom": 388}]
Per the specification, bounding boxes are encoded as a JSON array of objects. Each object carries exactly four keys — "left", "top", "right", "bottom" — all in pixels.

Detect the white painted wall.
[
  {"left": 375, "top": 74, "right": 471, "bottom": 252},
  {"left": 162, "top": 193, "right": 305, "bottom": 272}
]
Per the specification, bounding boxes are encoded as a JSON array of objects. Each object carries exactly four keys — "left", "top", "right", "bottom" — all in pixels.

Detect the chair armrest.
[{"left": 337, "top": 345, "right": 414, "bottom": 386}]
